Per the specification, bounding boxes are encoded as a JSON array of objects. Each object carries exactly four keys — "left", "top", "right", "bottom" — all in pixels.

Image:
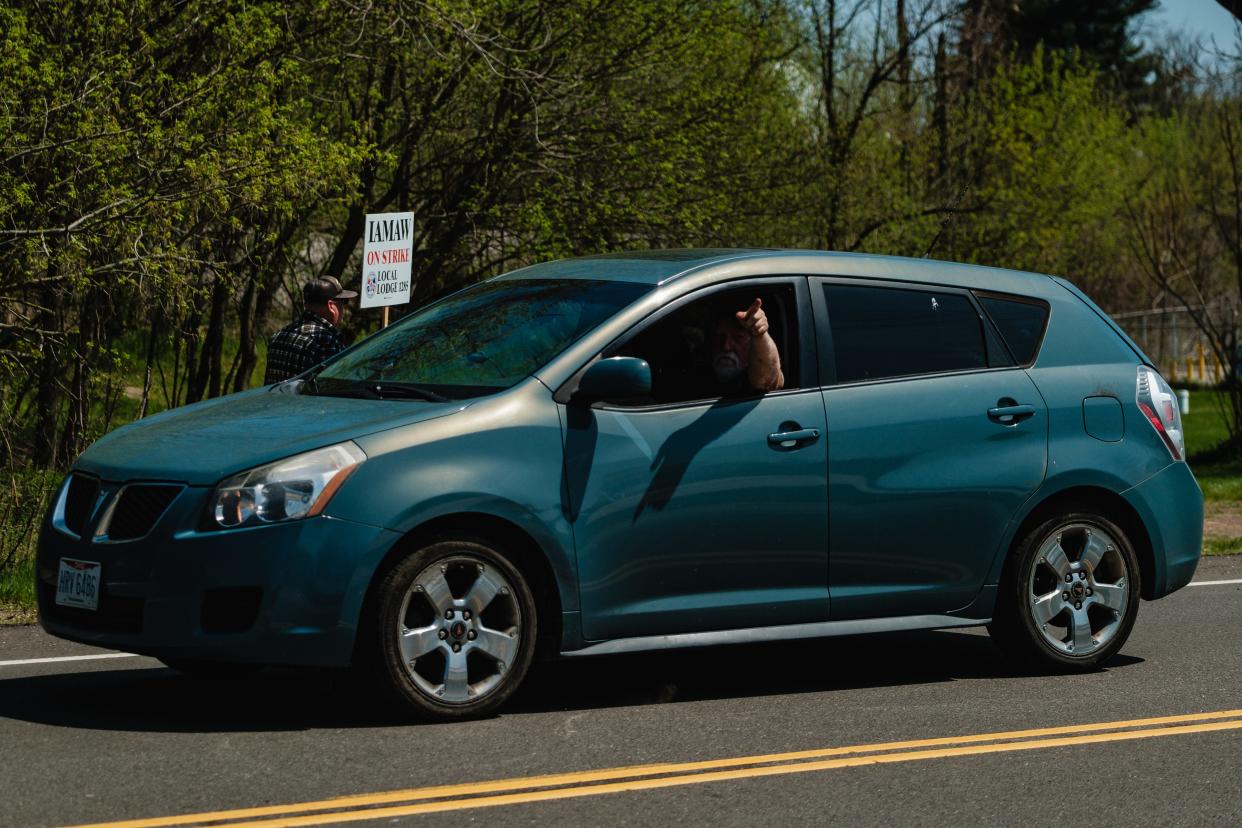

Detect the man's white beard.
[{"left": 712, "top": 352, "right": 746, "bottom": 383}]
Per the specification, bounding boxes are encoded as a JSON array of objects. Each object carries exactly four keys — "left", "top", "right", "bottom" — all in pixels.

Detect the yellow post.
[
  {"left": 1186, "top": 356, "right": 1194, "bottom": 383},
  {"left": 1197, "top": 343, "right": 1207, "bottom": 383},
  {"left": 1213, "top": 352, "right": 1223, "bottom": 383}
]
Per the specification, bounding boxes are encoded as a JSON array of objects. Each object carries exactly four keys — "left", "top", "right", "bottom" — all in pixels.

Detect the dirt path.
[
  {"left": 1205, "top": 501, "right": 1242, "bottom": 540},
  {"left": 0, "top": 602, "right": 36, "bottom": 625}
]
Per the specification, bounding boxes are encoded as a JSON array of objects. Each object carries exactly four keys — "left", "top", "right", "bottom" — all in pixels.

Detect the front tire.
[
  {"left": 989, "top": 511, "right": 1141, "bottom": 671},
  {"left": 365, "top": 539, "right": 537, "bottom": 720}
]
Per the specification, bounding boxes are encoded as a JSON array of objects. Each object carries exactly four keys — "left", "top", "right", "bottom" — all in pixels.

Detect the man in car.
[
  {"left": 707, "top": 297, "right": 784, "bottom": 394},
  {"left": 264, "top": 276, "right": 357, "bottom": 384}
]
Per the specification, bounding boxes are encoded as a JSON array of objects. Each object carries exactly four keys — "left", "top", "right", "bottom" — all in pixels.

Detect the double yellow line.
[{"left": 73, "top": 709, "right": 1242, "bottom": 828}]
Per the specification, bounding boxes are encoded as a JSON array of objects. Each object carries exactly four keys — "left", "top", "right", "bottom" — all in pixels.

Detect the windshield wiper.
[
  {"left": 297, "top": 379, "right": 383, "bottom": 400},
  {"left": 368, "top": 382, "right": 452, "bottom": 402},
  {"left": 298, "top": 364, "right": 329, "bottom": 396}
]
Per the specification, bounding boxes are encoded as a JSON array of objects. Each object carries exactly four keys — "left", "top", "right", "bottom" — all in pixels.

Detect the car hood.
[{"left": 74, "top": 388, "right": 468, "bottom": 485}]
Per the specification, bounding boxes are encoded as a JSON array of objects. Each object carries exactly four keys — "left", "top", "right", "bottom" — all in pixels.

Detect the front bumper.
[
  {"left": 37, "top": 484, "right": 400, "bottom": 667},
  {"left": 1122, "top": 461, "right": 1203, "bottom": 599}
]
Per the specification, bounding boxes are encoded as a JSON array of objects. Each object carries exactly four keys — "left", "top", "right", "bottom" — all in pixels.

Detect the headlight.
[{"left": 209, "top": 442, "right": 366, "bottom": 528}]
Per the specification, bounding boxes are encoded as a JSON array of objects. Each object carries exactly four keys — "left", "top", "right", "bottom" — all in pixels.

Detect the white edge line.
[
  {"left": 1187, "top": 578, "right": 1242, "bottom": 587},
  {"left": 0, "top": 653, "right": 143, "bottom": 668}
]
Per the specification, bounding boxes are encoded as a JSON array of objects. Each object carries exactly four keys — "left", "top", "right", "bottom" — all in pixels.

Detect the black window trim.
[
  {"left": 972, "top": 289, "right": 1052, "bottom": 369},
  {"left": 811, "top": 275, "right": 1024, "bottom": 389},
  {"left": 553, "top": 275, "right": 819, "bottom": 410}
]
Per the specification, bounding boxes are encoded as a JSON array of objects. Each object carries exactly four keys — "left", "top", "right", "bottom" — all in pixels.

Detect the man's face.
[
  {"left": 326, "top": 299, "right": 345, "bottom": 324},
  {"left": 712, "top": 317, "right": 750, "bottom": 382}
]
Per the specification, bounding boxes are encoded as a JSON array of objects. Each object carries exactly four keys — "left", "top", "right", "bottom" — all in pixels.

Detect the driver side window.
[{"left": 609, "top": 283, "right": 799, "bottom": 406}]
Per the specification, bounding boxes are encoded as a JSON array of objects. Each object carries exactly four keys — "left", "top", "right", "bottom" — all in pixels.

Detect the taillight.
[{"left": 1136, "top": 366, "right": 1184, "bottom": 461}]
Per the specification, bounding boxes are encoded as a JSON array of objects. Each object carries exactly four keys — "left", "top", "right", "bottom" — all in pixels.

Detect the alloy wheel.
[
  {"left": 1026, "top": 523, "right": 1130, "bottom": 657},
  {"left": 395, "top": 556, "right": 522, "bottom": 704}
]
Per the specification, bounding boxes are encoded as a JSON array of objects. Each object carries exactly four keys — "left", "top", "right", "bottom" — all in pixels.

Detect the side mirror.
[{"left": 574, "top": 357, "right": 652, "bottom": 404}]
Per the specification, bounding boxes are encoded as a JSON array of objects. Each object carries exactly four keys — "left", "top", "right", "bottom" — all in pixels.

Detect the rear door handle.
[
  {"left": 987, "top": 404, "right": 1036, "bottom": 424},
  {"left": 768, "top": 428, "right": 820, "bottom": 448}
]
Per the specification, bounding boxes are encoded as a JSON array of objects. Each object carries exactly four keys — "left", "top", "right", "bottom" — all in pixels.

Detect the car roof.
[
  {"left": 494, "top": 249, "right": 774, "bottom": 285},
  {"left": 495, "top": 248, "right": 1057, "bottom": 295}
]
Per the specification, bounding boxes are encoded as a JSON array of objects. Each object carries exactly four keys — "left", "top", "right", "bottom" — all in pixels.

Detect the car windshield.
[{"left": 309, "top": 278, "right": 650, "bottom": 400}]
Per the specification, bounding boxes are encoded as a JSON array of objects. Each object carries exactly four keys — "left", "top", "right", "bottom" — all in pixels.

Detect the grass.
[
  {"left": 1181, "top": 390, "right": 1233, "bottom": 459},
  {"left": 0, "top": 563, "right": 37, "bottom": 623},
  {"left": 1182, "top": 390, "right": 1242, "bottom": 502},
  {"left": 1204, "top": 536, "right": 1242, "bottom": 556},
  {"left": 1193, "top": 463, "right": 1242, "bottom": 503},
  {"left": 0, "top": 469, "right": 60, "bottom": 623},
  {"left": 1180, "top": 390, "right": 1242, "bottom": 557},
  {"left": 0, "top": 556, "right": 36, "bottom": 606}
]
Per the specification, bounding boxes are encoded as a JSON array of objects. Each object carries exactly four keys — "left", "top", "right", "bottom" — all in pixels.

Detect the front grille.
[
  {"left": 63, "top": 474, "right": 100, "bottom": 536},
  {"left": 105, "top": 485, "right": 182, "bottom": 541}
]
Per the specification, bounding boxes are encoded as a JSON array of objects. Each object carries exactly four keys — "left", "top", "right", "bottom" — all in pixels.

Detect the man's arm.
[
  {"left": 737, "top": 298, "right": 784, "bottom": 391},
  {"left": 308, "top": 326, "right": 346, "bottom": 369}
]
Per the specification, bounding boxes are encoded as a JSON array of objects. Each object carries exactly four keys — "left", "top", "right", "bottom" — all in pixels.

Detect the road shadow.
[
  {"left": 0, "top": 663, "right": 391, "bottom": 733},
  {"left": 0, "top": 629, "right": 1142, "bottom": 733},
  {"left": 508, "top": 630, "right": 1144, "bottom": 714}
]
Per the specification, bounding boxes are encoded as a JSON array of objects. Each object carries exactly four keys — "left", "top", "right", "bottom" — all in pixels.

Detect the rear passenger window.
[
  {"left": 977, "top": 295, "right": 1050, "bottom": 365},
  {"left": 824, "top": 284, "right": 986, "bottom": 383}
]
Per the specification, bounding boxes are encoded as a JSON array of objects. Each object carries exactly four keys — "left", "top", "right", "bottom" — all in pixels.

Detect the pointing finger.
[{"left": 736, "top": 297, "right": 762, "bottom": 323}]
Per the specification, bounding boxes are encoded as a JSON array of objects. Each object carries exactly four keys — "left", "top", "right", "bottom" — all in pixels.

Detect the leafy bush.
[{"left": 0, "top": 469, "right": 62, "bottom": 607}]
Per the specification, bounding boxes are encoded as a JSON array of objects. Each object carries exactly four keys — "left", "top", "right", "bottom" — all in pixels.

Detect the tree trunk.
[
  {"left": 139, "top": 311, "right": 161, "bottom": 419},
  {"left": 201, "top": 276, "right": 229, "bottom": 400},
  {"left": 31, "top": 261, "right": 63, "bottom": 467}
]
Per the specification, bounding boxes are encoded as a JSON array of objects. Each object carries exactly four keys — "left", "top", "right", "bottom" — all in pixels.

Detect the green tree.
[
  {"left": 957, "top": 0, "right": 1161, "bottom": 104},
  {"left": 1126, "top": 91, "right": 1242, "bottom": 445},
  {"left": 0, "top": 1, "right": 359, "bottom": 465},
  {"left": 0, "top": 0, "right": 808, "bottom": 468},
  {"left": 948, "top": 51, "right": 1138, "bottom": 302}
]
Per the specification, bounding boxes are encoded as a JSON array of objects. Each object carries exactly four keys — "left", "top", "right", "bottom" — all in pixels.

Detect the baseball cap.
[{"left": 303, "top": 276, "right": 358, "bottom": 304}]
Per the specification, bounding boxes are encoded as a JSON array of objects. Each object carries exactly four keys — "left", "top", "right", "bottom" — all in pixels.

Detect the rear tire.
[
  {"left": 362, "top": 538, "right": 537, "bottom": 720},
  {"left": 988, "top": 510, "right": 1140, "bottom": 671}
]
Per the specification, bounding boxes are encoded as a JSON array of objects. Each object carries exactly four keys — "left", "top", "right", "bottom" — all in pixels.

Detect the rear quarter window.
[
  {"left": 823, "top": 284, "right": 987, "bottom": 383},
  {"left": 977, "top": 295, "right": 1050, "bottom": 365}
]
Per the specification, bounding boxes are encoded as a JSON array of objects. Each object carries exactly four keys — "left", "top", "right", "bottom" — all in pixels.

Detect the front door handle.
[
  {"left": 768, "top": 427, "right": 820, "bottom": 448},
  {"left": 987, "top": 404, "right": 1036, "bottom": 425}
]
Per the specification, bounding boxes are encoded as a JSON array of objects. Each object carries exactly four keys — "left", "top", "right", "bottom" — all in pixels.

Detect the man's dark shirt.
[{"left": 264, "top": 311, "right": 345, "bottom": 384}]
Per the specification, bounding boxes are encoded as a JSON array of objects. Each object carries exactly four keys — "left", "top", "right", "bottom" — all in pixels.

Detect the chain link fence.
[{"left": 1112, "top": 302, "right": 1241, "bottom": 385}]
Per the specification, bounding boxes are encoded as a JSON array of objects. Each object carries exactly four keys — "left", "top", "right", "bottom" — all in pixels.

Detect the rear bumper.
[
  {"left": 1122, "top": 462, "right": 1203, "bottom": 599},
  {"left": 37, "top": 492, "right": 400, "bottom": 667}
]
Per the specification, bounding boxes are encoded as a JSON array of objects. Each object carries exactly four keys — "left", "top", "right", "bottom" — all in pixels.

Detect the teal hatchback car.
[{"left": 39, "top": 250, "right": 1203, "bottom": 719}]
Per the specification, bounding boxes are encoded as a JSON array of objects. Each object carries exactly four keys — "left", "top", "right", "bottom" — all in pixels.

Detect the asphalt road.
[{"left": 2, "top": 556, "right": 1240, "bottom": 828}]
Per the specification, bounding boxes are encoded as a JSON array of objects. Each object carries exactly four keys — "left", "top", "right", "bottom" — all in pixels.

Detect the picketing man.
[{"left": 263, "top": 276, "right": 357, "bottom": 384}]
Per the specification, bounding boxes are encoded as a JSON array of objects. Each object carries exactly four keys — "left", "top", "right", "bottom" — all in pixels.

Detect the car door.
[
  {"left": 560, "top": 277, "right": 830, "bottom": 641},
  {"left": 812, "top": 278, "right": 1048, "bottom": 619}
]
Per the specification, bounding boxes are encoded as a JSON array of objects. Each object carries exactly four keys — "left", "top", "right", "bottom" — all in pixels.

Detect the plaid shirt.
[{"left": 263, "top": 311, "right": 346, "bottom": 384}]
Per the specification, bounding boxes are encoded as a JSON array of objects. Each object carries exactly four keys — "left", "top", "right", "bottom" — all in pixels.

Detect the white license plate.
[{"left": 55, "top": 558, "right": 101, "bottom": 611}]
